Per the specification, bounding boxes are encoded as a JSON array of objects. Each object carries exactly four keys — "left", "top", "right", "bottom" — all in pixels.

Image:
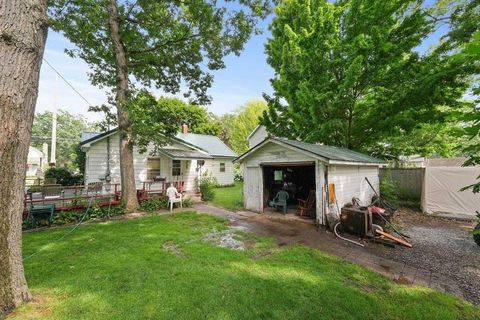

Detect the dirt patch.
[
  {"left": 394, "top": 275, "right": 413, "bottom": 285},
  {"left": 162, "top": 241, "right": 183, "bottom": 257},
  {"left": 204, "top": 229, "right": 245, "bottom": 250},
  {"left": 252, "top": 250, "right": 273, "bottom": 260},
  {"left": 243, "top": 239, "right": 256, "bottom": 249}
]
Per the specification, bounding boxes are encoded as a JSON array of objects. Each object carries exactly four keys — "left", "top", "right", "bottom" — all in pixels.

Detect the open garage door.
[{"left": 262, "top": 163, "right": 316, "bottom": 218}]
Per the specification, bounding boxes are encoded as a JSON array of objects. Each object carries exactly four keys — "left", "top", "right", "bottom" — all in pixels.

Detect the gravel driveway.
[{"left": 376, "top": 209, "right": 480, "bottom": 305}]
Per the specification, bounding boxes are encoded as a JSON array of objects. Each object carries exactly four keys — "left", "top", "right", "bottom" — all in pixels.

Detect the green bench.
[{"left": 26, "top": 203, "right": 55, "bottom": 228}]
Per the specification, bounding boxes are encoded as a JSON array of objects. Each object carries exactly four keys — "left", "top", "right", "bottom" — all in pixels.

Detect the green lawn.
[
  {"left": 11, "top": 212, "right": 478, "bottom": 320},
  {"left": 210, "top": 181, "right": 244, "bottom": 210}
]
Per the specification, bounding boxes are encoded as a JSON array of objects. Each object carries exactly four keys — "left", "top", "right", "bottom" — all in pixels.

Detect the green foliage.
[
  {"left": 380, "top": 171, "right": 399, "bottom": 208},
  {"left": 128, "top": 92, "right": 222, "bottom": 153},
  {"left": 18, "top": 212, "right": 479, "bottom": 319},
  {"left": 197, "top": 171, "right": 218, "bottom": 201},
  {"left": 229, "top": 100, "right": 267, "bottom": 155},
  {"left": 262, "top": 0, "right": 479, "bottom": 156},
  {"left": 48, "top": 0, "right": 270, "bottom": 133},
  {"left": 139, "top": 199, "right": 169, "bottom": 212},
  {"left": 182, "top": 197, "right": 193, "bottom": 208},
  {"left": 88, "top": 203, "right": 125, "bottom": 219},
  {"left": 27, "top": 185, "right": 42, "bottom": 193},
  {"left": 51, "top": 210, "right": 84, "bottom": 225},
  {"left": 44, "top": 167, "right": 82, "bottom": 186},
  {"left": 456, "top": 32, "right": 480, "bottom": 193},
  {"left": 31, "top": 110, "right": 93, "bottom": 171}
]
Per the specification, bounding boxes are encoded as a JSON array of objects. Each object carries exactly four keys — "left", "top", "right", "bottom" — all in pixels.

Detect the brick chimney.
[{"left": 181, "top": 124, "right": 189, "bottom": 134}]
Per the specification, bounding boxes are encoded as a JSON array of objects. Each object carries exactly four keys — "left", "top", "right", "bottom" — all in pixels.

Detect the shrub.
[
  {"left": 380, "top": 170, "right": 399, "bottom": 207},
  {"left": 182, "top": 197, "right": 193, "bottom": 208},
  {"left": 234, "top": 165, "right": 243, "bottom": 182},
  {"left": 140, "top": 199, "right": 168, "bottom": 212},
  {"left": 197, "top": 171, "right": 218, "bottom": 201},
  {"left": 44, "top": 167, "right": 83, "bottom": 186}
]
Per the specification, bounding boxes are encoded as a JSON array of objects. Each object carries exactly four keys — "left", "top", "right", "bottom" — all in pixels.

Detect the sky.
[
  {"left": 36, "top": 0, "right": 446, "bottom": 123},
  {"left": 36, "top": 15, "right": 274, "bottom": 122}
]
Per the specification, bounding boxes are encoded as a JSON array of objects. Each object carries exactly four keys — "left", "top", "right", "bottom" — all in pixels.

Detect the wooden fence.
[{"left": 380, "top": 168, "right": 424, "bottom": 200}]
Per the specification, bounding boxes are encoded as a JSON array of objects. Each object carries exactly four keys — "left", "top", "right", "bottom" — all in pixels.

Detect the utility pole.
[{"left": 50, "top": 74, "right": 58, "bottom": 166}]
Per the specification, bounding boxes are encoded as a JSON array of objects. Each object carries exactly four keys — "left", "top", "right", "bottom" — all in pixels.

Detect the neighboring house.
[
  {"left": 80, "top": 126, "right": 236, "bottom": 192},
  {"left": 235, "top": 137, "right": 385, "bottom": 225},
  {"left": 247, "top": 125, "right": 268, "bottom": 149},
  {"left": 26, "top": 146, "right": 44, "bottom": 177}
]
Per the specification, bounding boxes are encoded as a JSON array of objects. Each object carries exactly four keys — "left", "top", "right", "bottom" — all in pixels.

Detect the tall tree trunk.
[
  {"left": 107, "top": 0, "right": 139, "bottom": 211},
  {"left": 0, "top": 0, "right": 48, "bottom": 316}
]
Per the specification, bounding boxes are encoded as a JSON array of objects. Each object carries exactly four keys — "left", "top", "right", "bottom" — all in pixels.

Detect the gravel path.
[{"left": 378, "top": 209, "right": 480, "bottom": 304}]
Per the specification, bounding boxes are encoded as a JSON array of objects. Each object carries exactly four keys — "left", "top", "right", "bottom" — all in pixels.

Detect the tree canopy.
[
  {"left": 31, "top": 110, "right": 93, "bottom": 171},
  {"left": 127, "top": 91, "right": 222, "bottom": 153},
  {"left": 262, "top": 0, "right": 479, "bottom": 156},
  {"left": 229, "top": 99, "right": 267, "bottom": 155},
  {"left": 48, "top": 0, "right": 271, "bottom": 209}
]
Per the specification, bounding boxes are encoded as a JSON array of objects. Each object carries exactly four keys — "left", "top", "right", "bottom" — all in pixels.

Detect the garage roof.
[{"left": 236, "top": 138, "right": 385, "bottom": 165}]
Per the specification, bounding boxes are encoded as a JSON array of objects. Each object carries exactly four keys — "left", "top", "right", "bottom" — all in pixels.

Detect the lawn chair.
[
  {"left": 269, "top": 190, "right": 289, "bottom": 214},
  {"left": 42, "top": 184, "right": 64, "bottom": 201},
  {"left": 26, "top": 193, "right": 55, "bottom": 228},
  {"left": 296, "top": 189, "right": 316, "bottom": 217},
  {"left": 166, "top": 185, "right": 183, "bottom": 211}
]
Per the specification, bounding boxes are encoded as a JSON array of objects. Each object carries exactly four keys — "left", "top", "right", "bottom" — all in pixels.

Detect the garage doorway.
[{"left": 262, "top": 163, "right": 316, "bottom": 218}]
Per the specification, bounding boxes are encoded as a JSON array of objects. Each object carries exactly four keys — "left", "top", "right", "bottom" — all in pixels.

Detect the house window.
[
  {"left": 147, "top": 158, "right": 161, "bottom": 180},
  {"left": 172, "top": 160, "right": 181, "bottom": 176},
  {"left": 220, "top": 162, "right": 226, "bottom": 173}
]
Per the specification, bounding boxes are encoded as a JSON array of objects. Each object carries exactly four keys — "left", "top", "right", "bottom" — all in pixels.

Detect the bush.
[
  {"left": 234, "top": 165, "right": 243, "bottom": 182},
  {"left": 140, "top": 199, "right": 168, "bottom": 212},
  {"left": 44, "top": 167, "right": 83, "bottom": 186},
  {"left": 197, "top": 171, "right": 218, "bottom": 201},
  {"left": 380, "top": 170, "right": 399, "bottom": 207},
  {"left": 182, "top": 197, "right": 193, "bottom": 208}
]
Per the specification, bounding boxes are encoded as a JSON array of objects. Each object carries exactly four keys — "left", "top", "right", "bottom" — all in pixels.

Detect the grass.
[
  {"left": 210, "top": 181, "right": 244, "bottom": 211},
  {"left": 10, "top": 211, "right": 479, "bottom": 320}
]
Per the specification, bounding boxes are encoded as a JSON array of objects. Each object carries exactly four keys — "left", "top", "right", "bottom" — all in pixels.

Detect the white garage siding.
[
  {"left": 241, "top": 142, "right": 319, "bottom": 213},
  {"left": 327, "top": 165, "right": 379, "bottom": 208}
]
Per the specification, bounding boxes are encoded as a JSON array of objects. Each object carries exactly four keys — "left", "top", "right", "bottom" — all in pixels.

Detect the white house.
[
  {"left": 26, "top": 146, "right": 45, "bottom": 176},
  {"left": 247, "top": 125, "right": 268, "bottom": 149},
  {"left": 80, "top": 126, "right": 236, "bottom": 192},
  {"left": 235, "top": 136, "right": 385, "bottom": 225}
]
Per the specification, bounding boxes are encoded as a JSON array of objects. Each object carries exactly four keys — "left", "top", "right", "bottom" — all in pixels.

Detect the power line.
[{"left": 42, "top": 58, "right": 94, "bottom": 107}]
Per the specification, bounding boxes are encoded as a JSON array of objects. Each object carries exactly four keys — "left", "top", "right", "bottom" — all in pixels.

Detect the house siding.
[
  {"left": 248, "top": 125, "right": 267, "bottom": 149},
  {"left": 327, "top": 165, "right": 379, "bottom": 208},
  {"left": 84, "top": 132, "right": 235, "bottom": 191}
]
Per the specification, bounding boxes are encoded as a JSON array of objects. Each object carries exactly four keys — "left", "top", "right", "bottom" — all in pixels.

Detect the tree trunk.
[
  {"left": 107, "top": 0, "right": 139, "bottom": 211},
  {"left": 0, "top": 0, "right": 48, "bottom": 316}
]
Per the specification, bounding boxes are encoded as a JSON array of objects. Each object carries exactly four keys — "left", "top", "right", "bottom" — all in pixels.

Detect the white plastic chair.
[{"left": 166, "top": 187, "right": 183, "bottom": 211}]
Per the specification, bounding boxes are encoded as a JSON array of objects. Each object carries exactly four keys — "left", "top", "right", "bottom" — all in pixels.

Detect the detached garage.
[{"left": 235, "top": 138, "right": 385, "bottom": 225}]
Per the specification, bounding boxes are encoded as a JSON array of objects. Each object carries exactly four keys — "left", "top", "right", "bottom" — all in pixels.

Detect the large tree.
[
  {"left": 48, "top": 0, "right": 270, "bottom": 210},
  {"left": 31, "top": 110, "right": 92, "bottom": 170},
  {"left": 262, "top": 0, "right": 479, "bottom": 155},
  {"left": 229, "top": 99, "right": 267, "bottom": 154},
  {"left": 127, "top": 91, "right": 222, "bottom": 153},
  {"left": 0, "top": 0, "right": 48, "bottom": 315}
]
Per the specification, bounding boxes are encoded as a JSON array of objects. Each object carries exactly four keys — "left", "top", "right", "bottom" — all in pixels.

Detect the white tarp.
[{"left": 422, "top": 167, "right": 480, "bottom": 218}]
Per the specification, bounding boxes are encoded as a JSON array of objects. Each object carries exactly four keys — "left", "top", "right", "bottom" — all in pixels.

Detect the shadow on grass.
[{"left": 13, "top": 212, "right": 479, "bottom": 320}]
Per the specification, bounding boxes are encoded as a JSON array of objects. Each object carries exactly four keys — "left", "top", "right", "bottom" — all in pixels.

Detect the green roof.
[
  {"left": 80, "top": 129, "right": 237, "bottom": 158},
  {"left": 175, "top": 133, "right": 237, "bottom": 158},
  {"left": 236, "top": 137, "right": 385, "bottom": 164}
]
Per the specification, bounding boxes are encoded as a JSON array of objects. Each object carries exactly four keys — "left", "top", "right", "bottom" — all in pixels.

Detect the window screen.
[
  {"left": 220, "top": 162, "right": 226, "bottom": 172},
  {"left": 147, "top": 158, "right": 161, "bottom": 180}
]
